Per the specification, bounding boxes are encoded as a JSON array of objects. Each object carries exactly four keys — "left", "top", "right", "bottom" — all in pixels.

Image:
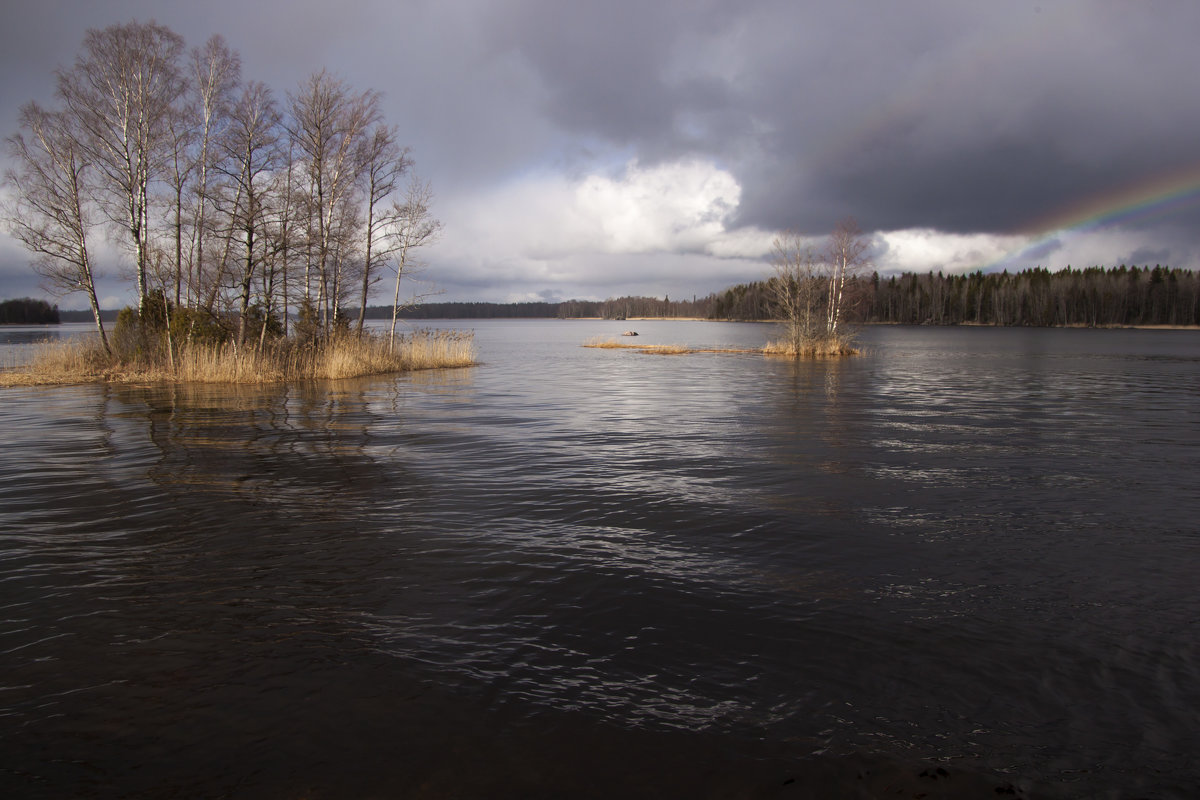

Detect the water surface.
[{"left": 1, "top": 321, "right": 1198, "bottom": 798}]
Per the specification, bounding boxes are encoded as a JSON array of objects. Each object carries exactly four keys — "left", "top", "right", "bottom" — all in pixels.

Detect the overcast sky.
[{"left": 3, "top": 0, "right": 1200, "bottom": 308}]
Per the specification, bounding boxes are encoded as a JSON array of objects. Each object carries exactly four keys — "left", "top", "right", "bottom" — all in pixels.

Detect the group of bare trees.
[
  {"left": 767, "top": 218, "right": 869, "bottom": 354},
  {"left": 4, "top": 20, "right": 440, "bottom": 353}
]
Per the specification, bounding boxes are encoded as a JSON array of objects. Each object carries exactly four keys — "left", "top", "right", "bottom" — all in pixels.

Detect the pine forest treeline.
[
  {"left": 0, "top": 298, "right": 60, "bottom": 324},
  {"left": 873, "top": 265, "right": 1200, "bottom": 326},
  {"left": 562, "top": 295, "right": 713, "bottom": 320},
  {"left": 709, "top": 265, "right": 1200, "bottom": 327},
  {"left": 358, "top": 295, "right": 712, "bottom": 320}
]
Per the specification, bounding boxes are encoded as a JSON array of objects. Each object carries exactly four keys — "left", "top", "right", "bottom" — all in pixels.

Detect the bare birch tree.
[
  {"left": 287, "top": 71, "right": 380, "bottom": 331},
  {"left": 768, "top": 231, "right": 820, "bottom": 354},
  {"left": 271, "top": 137, "right": 301, "bottom": 336},
  {"left": 188, "top": 35, "right": 241, "bottom": 310},
  {"left": 824, "top": 217, "right": 870, "bottom": 336},
  {"left": 162, "top": 96, "right": 196, "bottom": 308},
  {"left": 355, "top": 124, "right": 411, "bottom": 334},
  {"left": 56, "top": 21, "right": 185, "bottom": 311},
  {"left": 4, "top": 104, "right": 110, "bottom": 352},
  {"left": 387, "top": 175, "right": 442, "bottom": 350},
  {"left": 214, "top": 81, "right": 282, "bottom": 347}
]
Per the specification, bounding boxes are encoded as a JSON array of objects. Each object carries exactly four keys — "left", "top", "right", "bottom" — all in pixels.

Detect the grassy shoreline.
[
  {"left": 864, "top": 320, "right": 1200, "bottom": 330},
  {"left": 583, "top": 335, "right": 860, "bottom": 357},
  {"left": 0, "top": 329, "right": 476, "bottom": 388},
  {"left": 555, "top": 317, "right": 1200, "bottom": 330}
]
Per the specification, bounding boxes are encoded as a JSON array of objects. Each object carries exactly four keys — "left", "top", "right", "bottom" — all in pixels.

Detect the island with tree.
[{"left": 2, "top": 20, "right": 467, "bottom": 386}]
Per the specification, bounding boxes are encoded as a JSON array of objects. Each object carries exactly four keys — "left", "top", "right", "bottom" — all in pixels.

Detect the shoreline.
[
  {"left": 13, "top": 316, "right": 1200, "bottom": 329},
  {"left": 0, "top": 329, "right": 477, "bottom": 388},
  {"left": 864, "top": 320, "right": 1200, "bottom": 330}
]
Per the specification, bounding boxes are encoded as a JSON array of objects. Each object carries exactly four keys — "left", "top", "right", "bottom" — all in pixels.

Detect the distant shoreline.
[
  {"left": 863, "top": 321, "right": 1200, "bottom": 331},
  {"left": 26, "top": 315, "right": 1200, "bottom": 330}
]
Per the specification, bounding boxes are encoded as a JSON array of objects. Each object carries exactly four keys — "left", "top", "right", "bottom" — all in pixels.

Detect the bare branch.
[
  {"left": 55, "top": 20, "right": 186, "bottom": 310},
  {"left": 3, "top": 103, "right": 109, "bottom": 351}
]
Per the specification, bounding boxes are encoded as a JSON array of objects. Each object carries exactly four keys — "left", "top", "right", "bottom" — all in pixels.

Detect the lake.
[{"left": 1, "top": 320, "right": 1198, "bottom": 798}]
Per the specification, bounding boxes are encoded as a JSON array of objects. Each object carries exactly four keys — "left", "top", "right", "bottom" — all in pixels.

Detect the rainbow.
[
  {"left": 807, "top": 1, "right": 1200, "bottom": 275},
  {"left": 986, "top": 164, "right": 1200, "bottom": 272}
]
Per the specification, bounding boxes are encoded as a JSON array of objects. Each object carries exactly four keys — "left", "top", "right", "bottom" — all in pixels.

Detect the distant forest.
[
  {"left": 34, "top": 265, "right": 1200, "bottom": 327},
  {"left": 0, "top": 298, "right": 59, "bottom": 324},
  {"left": 385, "top": 266, "right": 1200, "bottom": 327},
  {"left": 868, "top": 265, "right": 1200, "bottom": 326},
  {"left": 711, "top": 265, "right": 1200, "bottom": 327},
  {"left": 359, "top": 294, "right": 712, "bottom": 320}
]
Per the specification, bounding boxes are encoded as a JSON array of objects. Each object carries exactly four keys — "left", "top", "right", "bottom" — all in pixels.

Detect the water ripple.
[{"left": 3, "top": 324, "right": 1199, "bottom": 798}]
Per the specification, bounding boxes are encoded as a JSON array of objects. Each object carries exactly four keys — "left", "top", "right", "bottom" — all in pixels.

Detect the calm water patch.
[{"left": 1, "top": 321, "right": 1198, "bottom": 797}]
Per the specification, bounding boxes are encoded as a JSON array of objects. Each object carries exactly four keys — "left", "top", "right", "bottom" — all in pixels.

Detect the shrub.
[
  {"left": 293, "top": 298, "right": 321, "bottom": 345},
  {"left": 170, "top": 307, "right": 230, "bottom": 347},
  {"left": 238, "top": 303, "right": 283, "bottom": 345},
  {"left": 111, "top": 306, "right": 147, "bottom": 359}
]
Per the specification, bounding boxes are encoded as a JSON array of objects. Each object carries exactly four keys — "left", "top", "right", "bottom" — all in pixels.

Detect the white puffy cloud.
[
  {"left": 574, "top": 159, "right": 742, "bottom": 254},
  {"left": 871, "top": 224, "right": 1199, "bottom": 279},
  {"left": 429, "top": 157, "right": 777, "bottom": 300},
  {"left": 875, "top": 229, "right": 1029, "bottom": 275},
  {"left": 467, "top": 157, "right": 777, "bottom": 256}
]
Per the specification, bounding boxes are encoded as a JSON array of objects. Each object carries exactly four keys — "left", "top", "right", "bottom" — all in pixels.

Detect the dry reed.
[
  {"left": 583, "top": 334, "right": 858, "bottom": 358},
  {"left": 583, "top": 337, "right": 692, "bottom": 354},
  {"left": 0, "top": 337, "right": 111, "bottom": 386},
  {"left": 0, "top": 329, "right": 475, "bottom": 387},
  {"left": 582, "top": 336, "right": 628, "bottom": 348},
  {"left": 762, "top": 334, "right": 860, "bottom": 357},
  {"left": 638, "top": 344, "right": 692, "bottom": 355}
]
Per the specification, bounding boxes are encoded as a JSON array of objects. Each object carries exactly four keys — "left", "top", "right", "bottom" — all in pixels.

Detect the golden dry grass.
[
  {"left": 582, "top": 336, "right": 631, "bottom": 348},
  {"left": 0, "top": 337, "right": 112, "bottom": 386},
  {"left": 583, "top": 337, "right": 693, "bottom": 355},
  {"left": 639, "top": 344, "right": 692, "bottom": 355},
  {"left": 583, "top": 334, "right": 858, "bottom": 358},
  {"left": 0, "top": 329, "right": 476, "bottom": 387},
  {"left": 763, "top": 334, "right": 860, "bottom": 357}
]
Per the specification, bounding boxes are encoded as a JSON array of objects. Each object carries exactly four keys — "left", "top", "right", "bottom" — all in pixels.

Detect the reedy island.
[
  {"left": 1, "top": 325, "right": 474, "bottom": 387},
  {"left": 3, "top": 20, "right": 444, "bottom": 376}
]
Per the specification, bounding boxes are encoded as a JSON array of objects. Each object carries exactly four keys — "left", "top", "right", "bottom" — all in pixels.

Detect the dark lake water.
[{"left": 2, "top": 320, "right": 1199, "bottom": 798}]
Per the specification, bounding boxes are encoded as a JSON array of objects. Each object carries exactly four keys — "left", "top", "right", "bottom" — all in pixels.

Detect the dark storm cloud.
[
  {"left": 480, "top": 0, "right": 747, "bottom": 148},
  {"left": 479, "top": 0, "right": 1200, "bottom": 235},
  {"left": 4, "top": 1, "right": 1200, "bottom": 302},
  {"left": 0, "top": 0, "right": 555, "bottom": 183},
  {"left": 6, "top": 1, "right": 1200, "bottom": 233}
]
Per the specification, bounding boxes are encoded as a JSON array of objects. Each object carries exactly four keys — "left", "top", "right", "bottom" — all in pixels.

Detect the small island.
[
  {"left": 0, "top": 298, "right": 60, "bottom": 325},
  {"left": 2, "top": 22, "right": 470, "bottom": 387}
]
